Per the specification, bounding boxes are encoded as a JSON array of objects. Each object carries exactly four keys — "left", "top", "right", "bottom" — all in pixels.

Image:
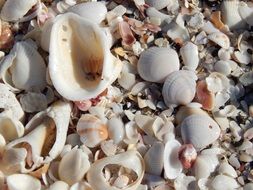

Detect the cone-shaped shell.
[{"left": 49, "top": 13, "right": 122, "bottom": 101}]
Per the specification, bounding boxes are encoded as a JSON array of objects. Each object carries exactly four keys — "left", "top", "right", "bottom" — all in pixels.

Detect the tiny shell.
[
  {"left": 77, "top": 114, "right": 108, "bottom": 148},
  {"left": 145, "top": 0, "right": 171, "bottom": 10},
  {"left": 7, "top": 174, "right": 41, "bottom": 190},
  {"left": 180, "top": 41, "right": 199, "bottom": 70},
  {"left": 180, "top": 114, "right": 221, "bottom": 149},
  {"left": 210, "top": 175, "right": 240, "bottom": 190},
  {"left": 68, "top": 2, "right": 107, "bottom": 24},
  {"left": 137, "top": 47, "right": 179, "bottom": 83},
  {"left": 162, "top": 70, "right": 197, "bottom": 107},
  {"left": 208, "top": 32, "right": 230, "bottom": 49},
  {"left": 163, "top": 139, "right": 182, "bottom": 179}
]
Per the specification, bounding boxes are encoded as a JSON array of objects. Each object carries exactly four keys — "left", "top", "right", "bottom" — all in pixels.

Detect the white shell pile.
[{"left": 0, "top": 0, "right": 253, "bottom": 189}]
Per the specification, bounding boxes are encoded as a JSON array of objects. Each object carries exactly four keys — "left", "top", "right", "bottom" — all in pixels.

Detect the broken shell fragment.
[
  {"left": 180, "top": 41, "right": 199, "bottom": 70},
  {"left": 49, "top": 13, "right": 122, "bottom": 101},
  {"left": 162, "top": 70, "right": 197, "bottom": 107},
  {"left": 208, "top": 32, "right": 230, "bottom": 49},
  {"left": 87, "top": 150, "right": 144, "bottom": 190},
  {"left": 210, "top": 175, "right": 240, "bottom": 190},
  {"left": 107, "top": 117, "right": 125, "bottom": 144},
  {"left": 180, "top": 114, "right": 221, "bottom": 149},
  {"left": 145, "top": 0, "right": 171, "bottom": 10},
  {"left": 218, "top": 162, "right": 237, "bottom": 178},
  {"left": 238, "top": 2, "right": 253, "bottom": 26},
  {"left": 58, "top": 148, "right": 90, "bottom": 185},
  {"left": 7, "top": 174, "right": 41, "bottom": 190},
  {"left": 178, "top": 144, "right": 197, "bottom": 169},
  {"left": 196, "top": 80, "right": 215, "bottom": 111},
  {"left": 214, "top": 60, "right": 232, "bottom": 76},
  {"left": 137, "top": 47, "right": 179, "bottom": 83},
  {"left": 76, "top": 114, "right": 108, "bottom": 148}
]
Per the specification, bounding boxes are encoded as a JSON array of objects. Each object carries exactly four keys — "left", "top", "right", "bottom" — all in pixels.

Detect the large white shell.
[
  {"left": 1, "top": 0, "right": 37, "bottom": 22},
  {"left": 58, "top": 148, "right": 90, "bottom": 185},
  {"left": 145, "top": 0, "right": 171, "bottom": 10},
  {"left": 180, "top": 114, "right": 221, "bottom": 149},
  {"left": 68, "top": 2, "right": 107, "bottom": 24},
  {"left": 7, "top": 174, "right": 41, "bottom": 190},
  {"left": 137, "top": 47, "right": 179, "bottom": 83},
  {"left": 210, "top": 175, "right": 240, "bottom": 190},
  {"left": 0, "top": 41, "right": 47, "bottom": 92},
  {"left": 87, "top": 150, "right": 145, "bottom": 190},
  {"left": 180, "top": 41, "right": 199, "bottom": 70},
  {"left": 163, "top": 139, "right": 182, "bottom": 179},
  {"left": 49, "top": 13, "right": 122, "bottom": 101},
  {"left": 6, "top": 101, "right": 72, "bottom": 172},
  {"left": 162, "top": 70, "right": 197, "bottom": 107}
]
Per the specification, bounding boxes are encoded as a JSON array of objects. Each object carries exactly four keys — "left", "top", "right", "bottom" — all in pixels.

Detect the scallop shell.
[
  {"left": 6, "top": 101, "right": 72, "bottom": 172},
  {"left": 145, "top": 0, "right": 171, "bottom": 10},
  {"left": 58, "top": 148, "right": 90, "bottom": 185},
  {"left": 180, "top": 41, "right": 199, "bottom": 70},
  {"left": 137, "top": 47, "right": 179, "bottom": 83},
  {"left": 0, "top": 0, "right": 37, "bottom": 22},
  {"left": 144, "top": 142, "right": 164, "bottom": 176},
  {"left": 0, "top": 41, "right": 47, "bottom": 92},
  {"left": 208, "top": 32, "right": 230, "bottom": 49},
  {"left": 76, "top": 114, "right": 108, "bottom": 148},
  {"left": 49, "top": 13, "right": 122, "bottom": 101},
  {"left": 180, "top": 114, "right": 221, "bottom": 149},
  {"left": 163, "top": 139, "right": 183, "bottom": 179},
  {"left": 210, "top": 175, "right": 240, "bottom": 190},
  {"left": 67, "top": 2, "right": 107, "bottom": 24},
  {"left": 7, "top": 174, "right": 41, "bottom": 190},
  {"left": 162, "top": 70, "right": 197, "bottom": 107},
  {"left": 87, "top": 150, "right": 145, "bottom": 190}
]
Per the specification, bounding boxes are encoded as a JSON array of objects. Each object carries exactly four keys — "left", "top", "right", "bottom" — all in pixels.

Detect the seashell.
[
  {"left": 154, "top": 183, "right": 173, "bottom": 190},
  {"left": 76, "top": 114, "right": 108, "bottom": 148},
  {"left": 135, "top": 114, "right": 156, "bottom": 137},
  {"left": 244, "top": 183, "right": 253, "bottom": 190},
  {"left": 214, "top": 60, "right": 232, "bottom": 76},
  {"left": 6, "top": 174, "right": 41, "bottom": 190},
  {"left": 118, "top": 21, "right": 136, "bottom": 47},
  {"left": 163, "top": 139, "right": 183, "bottom": 179},
  {"left": 239, "top": 71, "right": 253, "bottom": 86},
  {"left": 143, "top": 174, "right": 165, "bottom": 189},
  {"left": 210, "top": 175, "right": 240, "bottom": 190},
  {"left": 48, "top": 161, "right": 60, "bottom": 182},
  {"left": 145, "top": 0, "right": 171, "bottom": 10},
  {"left": 0, "top": 0, "right": 37, "bottom": 22},
  {"left": 162, "top": 70, "right": 197, "bottom": 107},
  {"left": 144, "top": 142, "right": 164, "bottom": 176},
  {"left": 178, "top": 144, "right": 197, "bottom": 169},
  {"left": 113, "top": 175, "right": 129, "bottom": 189},
  {"left": 233, "top": 50, "right": 251, "bottom": 65},
  {"left": 118, "top": 71, "right": 136, "bottom": 90},
  {"left": 180, "top": 41, "right": 199, "bottom": 70},
  {"left": 0, "top": 41, "right": 47, "bottom": 92},
  {"left": 174, "top": 173, "right": 197, "bottom": 190},
  {"left": 49, "top": 13, "right": 122, "bottom": 101},
  {"left": 210, "top": 11, "right": 226, "bottom": 30},
  {"left": 137, "top": 47, "right": 179, "bottom": 83},
  {"left": 196, "top": 80, "right": 215, "bottom": 111},
  {"left": 238, "top": 2, "right": 253, "bottom": 26},
  {"left": 68, "top": 2, "right": 107, "bottom": 24},
  {"left": 66, "top": 133, "right": 82, "bottom": 147},
  {"left": 6, "top": 101, "right": 72, "bottom": 172},
  {"left": 205, "top": 72, "right": 230, "bottom": 93},
  {"left": 154, "top": 121, "right": 175, "bottom": 142},
  {"left": 180, "top": 114, "right": 221, "bottom": 149},
  {"left": 146, "top": 7, "right": 173, "bottom": 24},
  {"left": 208, "top": 32, "right": 230, "bottom": 49},
  {"left": 218, "top": 48, "right": 231, "bottom": 61},
  {"left": 107, "top": 117, "right": 125, "bottom": 144},
  {"left": 58, "top": 148, "right": 90, "bottom": 185},
  {"left": 87, "top": 150, "right": 145, "bottom": 190},
  {"left": 0, "top": 83, "right": 24, "bottom": 121},
  {"left": 40, "top": 18, "right": 55, "bottom": 52},
  {"left": 29, "top": 163, "right": 49, "bottom": 179},
  {"left": 70, "top": 182, "right": 92, "bottom": 190},
  {"left": 124, "top": 121, "right": 139, "bottom": 145},
  {"left": 101, "top": 140, "right": 117, "bottom": 156},
  {"left": 20, "top": 92, "right": 47, "bottom": 113},
  {"left": 221, "top": 0, "right": 246, "bottom": 30},
  {"left": 218, "top": 162, "right": 237, "bottom": 178},
  {"left": 48, "top": 181, "right": 69, "bottom": 190}
]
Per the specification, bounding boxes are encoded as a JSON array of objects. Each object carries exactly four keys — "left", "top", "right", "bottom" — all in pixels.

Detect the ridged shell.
[
  {"left": 58, "top": 148, "right": 90, "bottom": 185},
  {"left": 68, "top": 2, "right": 107, "bottom": 24},
  {"left": 180, "top": 42, "right": 199, "bottom": 70},
  {"left": 145, "top": 0, "right": 171, "bottom": 10},
  {"left": 162, "top": 70, "right": 197, "bottom": 107},
  {"left": 49, "top": 13, "right": 122, "bottom": 101},
  {"left": 137, "top": 47, "right": 179, "bottom": 83},
  {"left": 180, "top": 114, "right": 221, "bottom": 149},
  {"left": 7, "top": 174, "right": 41, "bottom": 190},
  {"left": 76, "top": 114, "right": 108, "bottom": 148},
  {"left": 0, "top": 41, "right": 47, "bottom": 92},
  {"left": 208, "top": 32, "right": 230, "bottom": 49}
]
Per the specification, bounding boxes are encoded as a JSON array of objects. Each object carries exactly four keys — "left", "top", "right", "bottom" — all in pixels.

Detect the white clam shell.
[
  {"left": 144, "top": 141, "right": 164, "bottom": 176},
  {"left": 87, "top": 150, "right": 145, "bottom": 190},
  {"left": 181, "top": 114, "right": 220, "bottom": 149},
  {"left": 208, "top": 32, "right": 230, "bottom": 49},
  {"left": 58, "top": 148, "right": 90, "bottom": 185},
  {"left": 6, "top": 101, "right": 72, "bottom": 172},
  {"left": 163, "top": 139, "right": 183, "bottom": 179},
  {"left": 238, "top": 2, "right": 253, "bottom": 26},
  {"left": 68, "top": 2, "right": 107, "bottom": 24},
  {"left": 48, "top": 181, "right": 69, "bottom": 190},
  {"left": 218, "top": 162, "right": 237, "bottom": 178},
  {"left": 137, "top": 47, "right": 179, "bottom": 83},
  {"left": 49, "top": 13, "right": 122, "bottom": 101},
  {"left": 162, "top": 70, "right": 197, "bottom": 107},
  {"left": 210, "top": 175, "right": 240, "bottom": 190},
  {"left": 0, "top": 0, "right": 37, "bottom": 22},
  {"left": 107, "top": 117, "right": 125, "bottom": 144},
  {"left": 76, "top": 114, "right": 108, "bottom": 148},
  {"left": 180, "top": 41, "right": 199, "bottom": 70},
  {"left": 145, "top": 0, "right": 171, "bottom": 10},
  {"left": 0, "top": 41, "right": 47, "bottom": 92},
  {"left": 7, "top": 174, "right": 41, "bottom": 190},
  {"left": 214, "top": 60, "right": 232, "bottom": 76}
]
